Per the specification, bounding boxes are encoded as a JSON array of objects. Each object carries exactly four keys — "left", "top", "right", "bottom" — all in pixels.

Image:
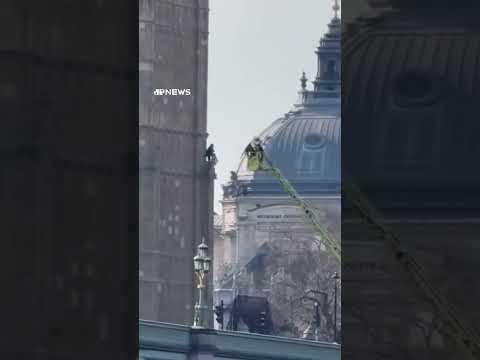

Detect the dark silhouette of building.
[
  {"left": 1, "top": 1, "right": 138, "bottom": 359},
  {"left": 343, "top": 1, "right": 480, "bottom": 358}
]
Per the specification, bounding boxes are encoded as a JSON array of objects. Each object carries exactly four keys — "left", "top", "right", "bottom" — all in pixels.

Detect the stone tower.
[{"left": 139, "top": 0, "right": 214, "bottom": 325}]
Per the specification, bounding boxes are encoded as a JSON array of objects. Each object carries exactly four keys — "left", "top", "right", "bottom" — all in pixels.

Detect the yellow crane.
[{"left": 244, "top": 138, "right": 341, "bottom": 262}]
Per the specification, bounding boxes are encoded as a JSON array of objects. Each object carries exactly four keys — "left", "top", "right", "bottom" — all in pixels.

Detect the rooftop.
[{"left": 140, "top": 320, "right": 340, "bottom": 360}]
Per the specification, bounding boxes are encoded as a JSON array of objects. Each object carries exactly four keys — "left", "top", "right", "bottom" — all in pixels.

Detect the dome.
[
  {"left": 237, "top": 105, "right": 340, "bottom": 186},
  {"left": 234, "top": 10, "right": 341, "bottom": 196},
  {"left": 343, "top": 9, "right": 480, "bottom": 192}
]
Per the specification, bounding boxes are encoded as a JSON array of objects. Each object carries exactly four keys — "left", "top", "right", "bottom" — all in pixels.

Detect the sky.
[{"left": 207, "top": 0, "right": 336, "bottom": 213}]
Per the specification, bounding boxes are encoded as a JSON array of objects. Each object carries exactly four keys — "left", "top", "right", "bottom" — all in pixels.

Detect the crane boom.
[{"left": 245, "top": 143, "right": 341, "bottom": 262}]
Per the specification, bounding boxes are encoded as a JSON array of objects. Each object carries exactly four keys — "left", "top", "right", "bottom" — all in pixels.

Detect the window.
[
  {"left": 304, "top": 134, "right": 326, "bottom": 150},
  {"left": 394, "top": 70, "right": 441, "bottom": 107},
  {"left": 328, "top": 60, "right": 336, "bottom": 74}
]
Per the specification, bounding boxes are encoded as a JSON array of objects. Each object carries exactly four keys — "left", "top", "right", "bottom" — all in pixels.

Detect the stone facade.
[
  {"left": 215, "top": 197, "right": 340, "bottom": 278},
  {"left": 139, "top": 0, "right": 214, "bottom": 325}
]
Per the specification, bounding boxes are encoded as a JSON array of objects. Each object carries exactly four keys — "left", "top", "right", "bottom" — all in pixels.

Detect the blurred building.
[
  {"left": 139, "top": 0, "right": 215, "bottom": 325},
  {"left": 342, "top": 1, "right": 480, "bottom": 358},
  {"left": 1, "top": 1, "right": 137, "bottom": 358},
  {"left": 213, "top": 5, "right": 341, "bottom": 339}
]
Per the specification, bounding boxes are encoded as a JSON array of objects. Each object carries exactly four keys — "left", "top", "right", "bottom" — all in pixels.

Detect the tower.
[
  {"left": 314, "top": 1, "right": 341, "bottom": 94},
  {"left": 297, "top": 2, "right": 341, "bottom": 106},
  {"left": 139, "top": 0, "right": 214, "bottom": 325}
]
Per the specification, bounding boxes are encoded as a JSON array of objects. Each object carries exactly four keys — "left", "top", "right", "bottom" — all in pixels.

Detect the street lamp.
[
  {"left": 332, "top": 272, "right": 340, "bottom": 343},
  {"left": 193, "top": 237, "right": 211, "bottom": 328}
]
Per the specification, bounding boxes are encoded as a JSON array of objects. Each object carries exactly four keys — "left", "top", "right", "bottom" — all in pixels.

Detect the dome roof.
[
  {"left": 237, "top": 105, "right": 340, "bottom": 188},
  {"left": 233, "top": 11, "right": 341, "bottom": 196},
  {"left": 343, "top": 9, "right": 480, "bottom": 192}
]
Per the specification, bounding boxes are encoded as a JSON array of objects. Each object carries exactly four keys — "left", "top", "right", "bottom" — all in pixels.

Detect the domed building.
[
  {"left": 213, "top": 5, "right": 341, "bottom": 340},
  {"left": 341, "top": 1, "right": 480, "bottom": 358}
]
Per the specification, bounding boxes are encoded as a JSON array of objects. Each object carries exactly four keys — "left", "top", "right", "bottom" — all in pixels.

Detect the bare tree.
[
  {"left": 230, "top": 228, "right": 341, "bottom": 340},
  {"left": 214, "top": 203, "right": 341, "bottom": 340}
]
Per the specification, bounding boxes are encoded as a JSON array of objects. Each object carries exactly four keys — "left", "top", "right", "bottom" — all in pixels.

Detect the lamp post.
[
  {"left": 302, "top": 289, "right": 327, "bottom": 341},
  {"left": 332, "top": 272, "right": 340, "bottom": 343},
  {"left": 314, "top": 301, "right": 320, "bottom": 341},
  {"left": 193, "top": 237, "right": 211, "bottom": 328}
]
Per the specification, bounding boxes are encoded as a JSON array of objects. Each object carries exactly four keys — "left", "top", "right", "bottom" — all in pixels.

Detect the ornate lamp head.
[{"left": 194, "top": 254, "right": 203, "bottom": 272}]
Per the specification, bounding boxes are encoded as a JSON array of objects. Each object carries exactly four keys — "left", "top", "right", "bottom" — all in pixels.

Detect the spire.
[
  {"left": 333, "top": 0, "right": 340, "bottom": 19},
  {"left": 294, "top": 0, "right": 341, "bottom": 108},
  {"left": 311, "top": 1, "right": 341, "bottom": 95}
]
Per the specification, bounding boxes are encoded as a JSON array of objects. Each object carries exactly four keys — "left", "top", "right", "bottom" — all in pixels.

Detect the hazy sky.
[{"left": 207, "top": 0, "right": 336, "bottom": 212}]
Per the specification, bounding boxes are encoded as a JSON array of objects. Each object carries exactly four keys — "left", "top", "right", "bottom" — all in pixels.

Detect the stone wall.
[{"left": 139, "top": 0, "right": 214, "bottom": 325}]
